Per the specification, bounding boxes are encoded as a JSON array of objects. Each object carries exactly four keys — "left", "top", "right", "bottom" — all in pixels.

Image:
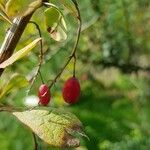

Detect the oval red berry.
[
  {"left": 62, "top": 77, "right": 80, "bottom": 104},
  {"left": 38, "top": 84, "right": 51, "bottom": 106}
]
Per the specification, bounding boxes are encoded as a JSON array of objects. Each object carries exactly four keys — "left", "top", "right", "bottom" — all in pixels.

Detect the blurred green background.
[{"left": 0, "top": 0, "right": 150, "bottom": 149}]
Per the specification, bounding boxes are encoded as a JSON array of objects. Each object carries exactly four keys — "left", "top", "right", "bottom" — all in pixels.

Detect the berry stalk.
[{"left": 49, "top": 0, "right": 82, "bottom": 89}]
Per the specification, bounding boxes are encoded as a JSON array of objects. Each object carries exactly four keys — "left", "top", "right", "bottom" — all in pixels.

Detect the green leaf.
[
  {"left": 0, "top": 38, "right": 41, "bottom": 68},
  {"left": 44, "top": 7, "right": 67, "bottom": 41},
  {"left": 0, "top": 74, "right": 29, "bottom": 99},
  {"left": 0, "top": 2, "right": 5, "bottom": 11},
  {"left": 0, "top": 11, "right": 12, "bottom": 24},
  {"left": 13, "top": 108, "right": 85, "bottom": 147},
  {"left": 44, "top": 7, "right": 60, "bottom": 29},
  {"left": 60, "top": 0, "right": 78, "bottom": 17},
  {"left": 5, "top": 0, "right": 42, "bottom": 17},
  {"left": 0, "top": 2, "right": 12, "bottom": 24},
  {"left": 23, "top": 0, "right": 43, "bottom": 17}
]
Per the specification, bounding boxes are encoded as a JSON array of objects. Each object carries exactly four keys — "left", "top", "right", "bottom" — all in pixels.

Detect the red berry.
[
  {"left": 38, "top": 84, "right": 51, "bottom": 106},
  {"left": 62, "top": 77, "right": 80, "bottom": 104}
]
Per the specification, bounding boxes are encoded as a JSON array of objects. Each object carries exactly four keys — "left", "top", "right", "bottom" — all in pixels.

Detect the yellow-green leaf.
[
  {"left": 0, "top": 38, "right": 41, "bottom": 68},
  {"left": 44, "top": 7, "right": 67, "bottom": 42},
  {"left": 60, "top": 0, "right": 78, "bottom": 17},
  {"left": 5, "top": 0, "right": 42, "bottom": 17},
  {"left": 0, "top": 2, "right": 5, "bottom": 11},
  {"left": 13, "top": 108, "right": 84, "bottom": 147},
  {"left": 0, "top": 1, "right": 12, "bottom": 24},
  {"left": 0, "top": 74, "right": 29, "bottom": 99},
  {"left": 0, "top": 11, "right": 12, "bottom": 24},
  {"left": 0, "top": 0, "right": 7, "bottom": 6},
  {"left": 45, "top": 7, "right": 60, "bottom": 29}
]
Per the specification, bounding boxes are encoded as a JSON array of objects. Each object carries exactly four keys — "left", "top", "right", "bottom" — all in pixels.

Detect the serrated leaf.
[
  {"left": 0, "top": 38, "right": 41, "bottom": 68},
  {"left": 0, "top": 74, "right": 29, "bottom": 100},
  {"left": 60, "top": 0, "right": 78, "bottom": 17},
  {"left": 13, "top": 108, "right": 84, "bottom": 147},
  {"left": 5, "top": 0, "right": 42, "bottom": 17},
  {"left": 44, "top": 7, "right": 67, "bottom": 41}
]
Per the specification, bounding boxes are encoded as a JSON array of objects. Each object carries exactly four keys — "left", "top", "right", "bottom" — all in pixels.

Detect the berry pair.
[{"left": 38, "top": 77, "right": 80, "bottom": 106}]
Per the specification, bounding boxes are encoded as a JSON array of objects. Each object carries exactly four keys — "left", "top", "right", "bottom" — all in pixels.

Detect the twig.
[
  {"left": 49, "top": 56, "right": 72, "bottom": 88},
  {"left": 71, "top": 0, "right": 82, "bottom": 77},
  {"left": 28, "top": 21, "right": 44, "bottom": 94},
  {"left": 0, "top": 15, "right": 33, "bottom": 76},
  {"left": 49, "top": 0, "right": 82, "bottom": 88},
  {"left": 0, "top": 105, "right": 22, "bottom": 112},
  {"left": 32, "top": 132, "right": 38, "bottom": 150},
  {"left": 0, "top": 107, "right": 12, "bottom": 112},
  {"left": 0, "top": 12, "right": 12, "bottom": 25}
]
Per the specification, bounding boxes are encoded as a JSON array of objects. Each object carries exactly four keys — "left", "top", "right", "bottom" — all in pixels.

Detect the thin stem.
[
  {"left": 32, "top": 132, "right": 38, "bottom": 150},
  {"left": 39, "top": 71, "right": 44, "bottom": 83},
  {"left": 73, "top": 55, "right": 76, "bottom": 77},
  {"left": 0, "top": 107, "right": 12, "bottom": 112},
  {"left": 49, "top": 1, "right": 81, "bottom": 88},
  {"left": 70, "top": 0, "right": 82, "bottom": 56},
  {"left": 49, "top": 56, "right": 72, "bottom": 88},
  {"left": 0, "top": 105, "right": 23, "bottom": 112},
  {"left": 0, "top": 12, "right": 12, "bottom": 25},
  {"left": 28, "top": 21, "right": 44, "bottom": 93},
  {"left": 71, "top": 0, "right": 82, "bottom": 77}
]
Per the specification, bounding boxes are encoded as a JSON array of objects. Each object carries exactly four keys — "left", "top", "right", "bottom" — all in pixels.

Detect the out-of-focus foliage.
[
  {"left": 0, "top": 74, "right": 29, "bottom": 100},
  {"left": 0, "top": 0, "right": 150, "bottom": 150}
]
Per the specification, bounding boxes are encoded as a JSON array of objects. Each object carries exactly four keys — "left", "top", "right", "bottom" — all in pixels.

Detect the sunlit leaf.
[
  {"left": 0, "top": 11, "right": 12, "bottom": 24},
  {"left": 0, "top": 1, "right": 12, "bottom": 24},
  {"left": 24, "top": 0, "right": 43, "bottom": 17},
  {"left": 60, "top": 0, "right": 78, "bottom": 17},
  {"left": 5, "top": 0, "right": 42, "bottom": 17},
  {"left": 0, "top": 38, "right": 41, "bottom": 68},
  {"left": 13, "top": 108, "right": 85, "bottom": 147},
  {"left": 44, "top": 7, "right": 67, "bottom": 41},
  {"left": 0, "top": 0, "right": 7, "bottom": 6},
  {"left": 0, "top": 74, "right": 29, "bottom": 99},
  {"left": 0, "top": 2, "right": 5, "bottom": 11},
  {"left": 50, "top": 22, "right": 67, "bottom": 42}
]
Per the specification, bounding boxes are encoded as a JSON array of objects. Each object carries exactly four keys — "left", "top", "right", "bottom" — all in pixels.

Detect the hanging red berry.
[
  {"left": 62, "top": 77, "right": 80, "bottom": 104},
  {"left": 38, "top": 84, "right": 51, "bottom": 106}
]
